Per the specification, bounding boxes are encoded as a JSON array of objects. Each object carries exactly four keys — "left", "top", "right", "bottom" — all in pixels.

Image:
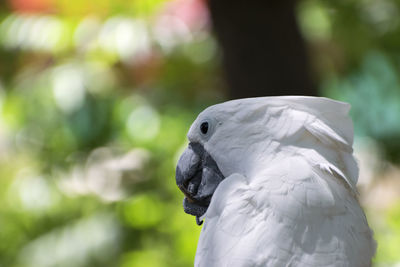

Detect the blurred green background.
[{"left": 0, "top": 0, "right": 399, "bottom": 266}]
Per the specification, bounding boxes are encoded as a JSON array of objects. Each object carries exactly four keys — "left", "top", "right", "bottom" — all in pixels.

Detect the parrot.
[{"left": 175, "top": 96, "right": 376, "bottom": 267}]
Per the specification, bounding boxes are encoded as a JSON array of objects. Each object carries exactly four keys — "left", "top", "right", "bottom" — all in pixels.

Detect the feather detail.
[{"left": 196, "top": 158, "right": 375, "bottom": 267}]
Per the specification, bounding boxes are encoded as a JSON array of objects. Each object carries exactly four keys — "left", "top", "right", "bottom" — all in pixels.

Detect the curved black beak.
[{"left": 176, "top": 142, "right": 225, "bottom": 225}]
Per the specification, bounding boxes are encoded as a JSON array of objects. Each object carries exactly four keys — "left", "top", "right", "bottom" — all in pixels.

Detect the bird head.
[{"left": 175, "top": 96, "right": 355, "bottom": 225}]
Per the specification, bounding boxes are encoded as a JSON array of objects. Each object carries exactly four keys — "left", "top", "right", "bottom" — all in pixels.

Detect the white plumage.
[{"left": 180, "top": 96, "right": 376, "bottom": 266}]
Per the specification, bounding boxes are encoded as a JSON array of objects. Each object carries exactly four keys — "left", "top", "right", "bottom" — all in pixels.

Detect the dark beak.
[{"left": 176, "top": 142, "right": 225, "bottom": 225}]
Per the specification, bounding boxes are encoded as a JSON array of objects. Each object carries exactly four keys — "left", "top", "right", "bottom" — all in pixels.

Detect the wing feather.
[{"left": 195, "top": 157, "right": 375, "bottom": 267}]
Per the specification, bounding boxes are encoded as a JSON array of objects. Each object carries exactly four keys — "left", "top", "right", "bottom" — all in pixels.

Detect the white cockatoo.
[{"left": 175, "top": 96, "right": 376, "bottom": 267}]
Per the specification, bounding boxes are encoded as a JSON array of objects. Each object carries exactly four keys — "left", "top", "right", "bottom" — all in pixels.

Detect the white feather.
[{"left": 187, "top": 96, "right": 376, "bottom": 267}]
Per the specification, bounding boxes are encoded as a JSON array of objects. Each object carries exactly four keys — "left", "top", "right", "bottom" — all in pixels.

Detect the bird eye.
[{"left": 200, "top": 122, "right": 209, "bottom": 135}]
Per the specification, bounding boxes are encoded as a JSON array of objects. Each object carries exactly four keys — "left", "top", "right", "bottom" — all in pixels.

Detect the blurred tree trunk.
[{"left": 208, "top": 0, "right": 317, "bottom": 99}]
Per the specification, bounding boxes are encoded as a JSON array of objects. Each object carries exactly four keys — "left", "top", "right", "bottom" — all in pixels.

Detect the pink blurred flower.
[{"left": 160, "top": 0, "right": 209, "bottom": 32}]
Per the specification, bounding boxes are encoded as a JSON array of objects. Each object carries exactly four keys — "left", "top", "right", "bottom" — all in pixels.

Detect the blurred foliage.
[
  {"left": 373, "top": 202, "right": 400, "bottom": 265},
  {"left": 0, "top": 0, "right": 218, "bottom": 266},
  {"left": 0, "top": 0, "right": 399, "bottom": 266}
]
